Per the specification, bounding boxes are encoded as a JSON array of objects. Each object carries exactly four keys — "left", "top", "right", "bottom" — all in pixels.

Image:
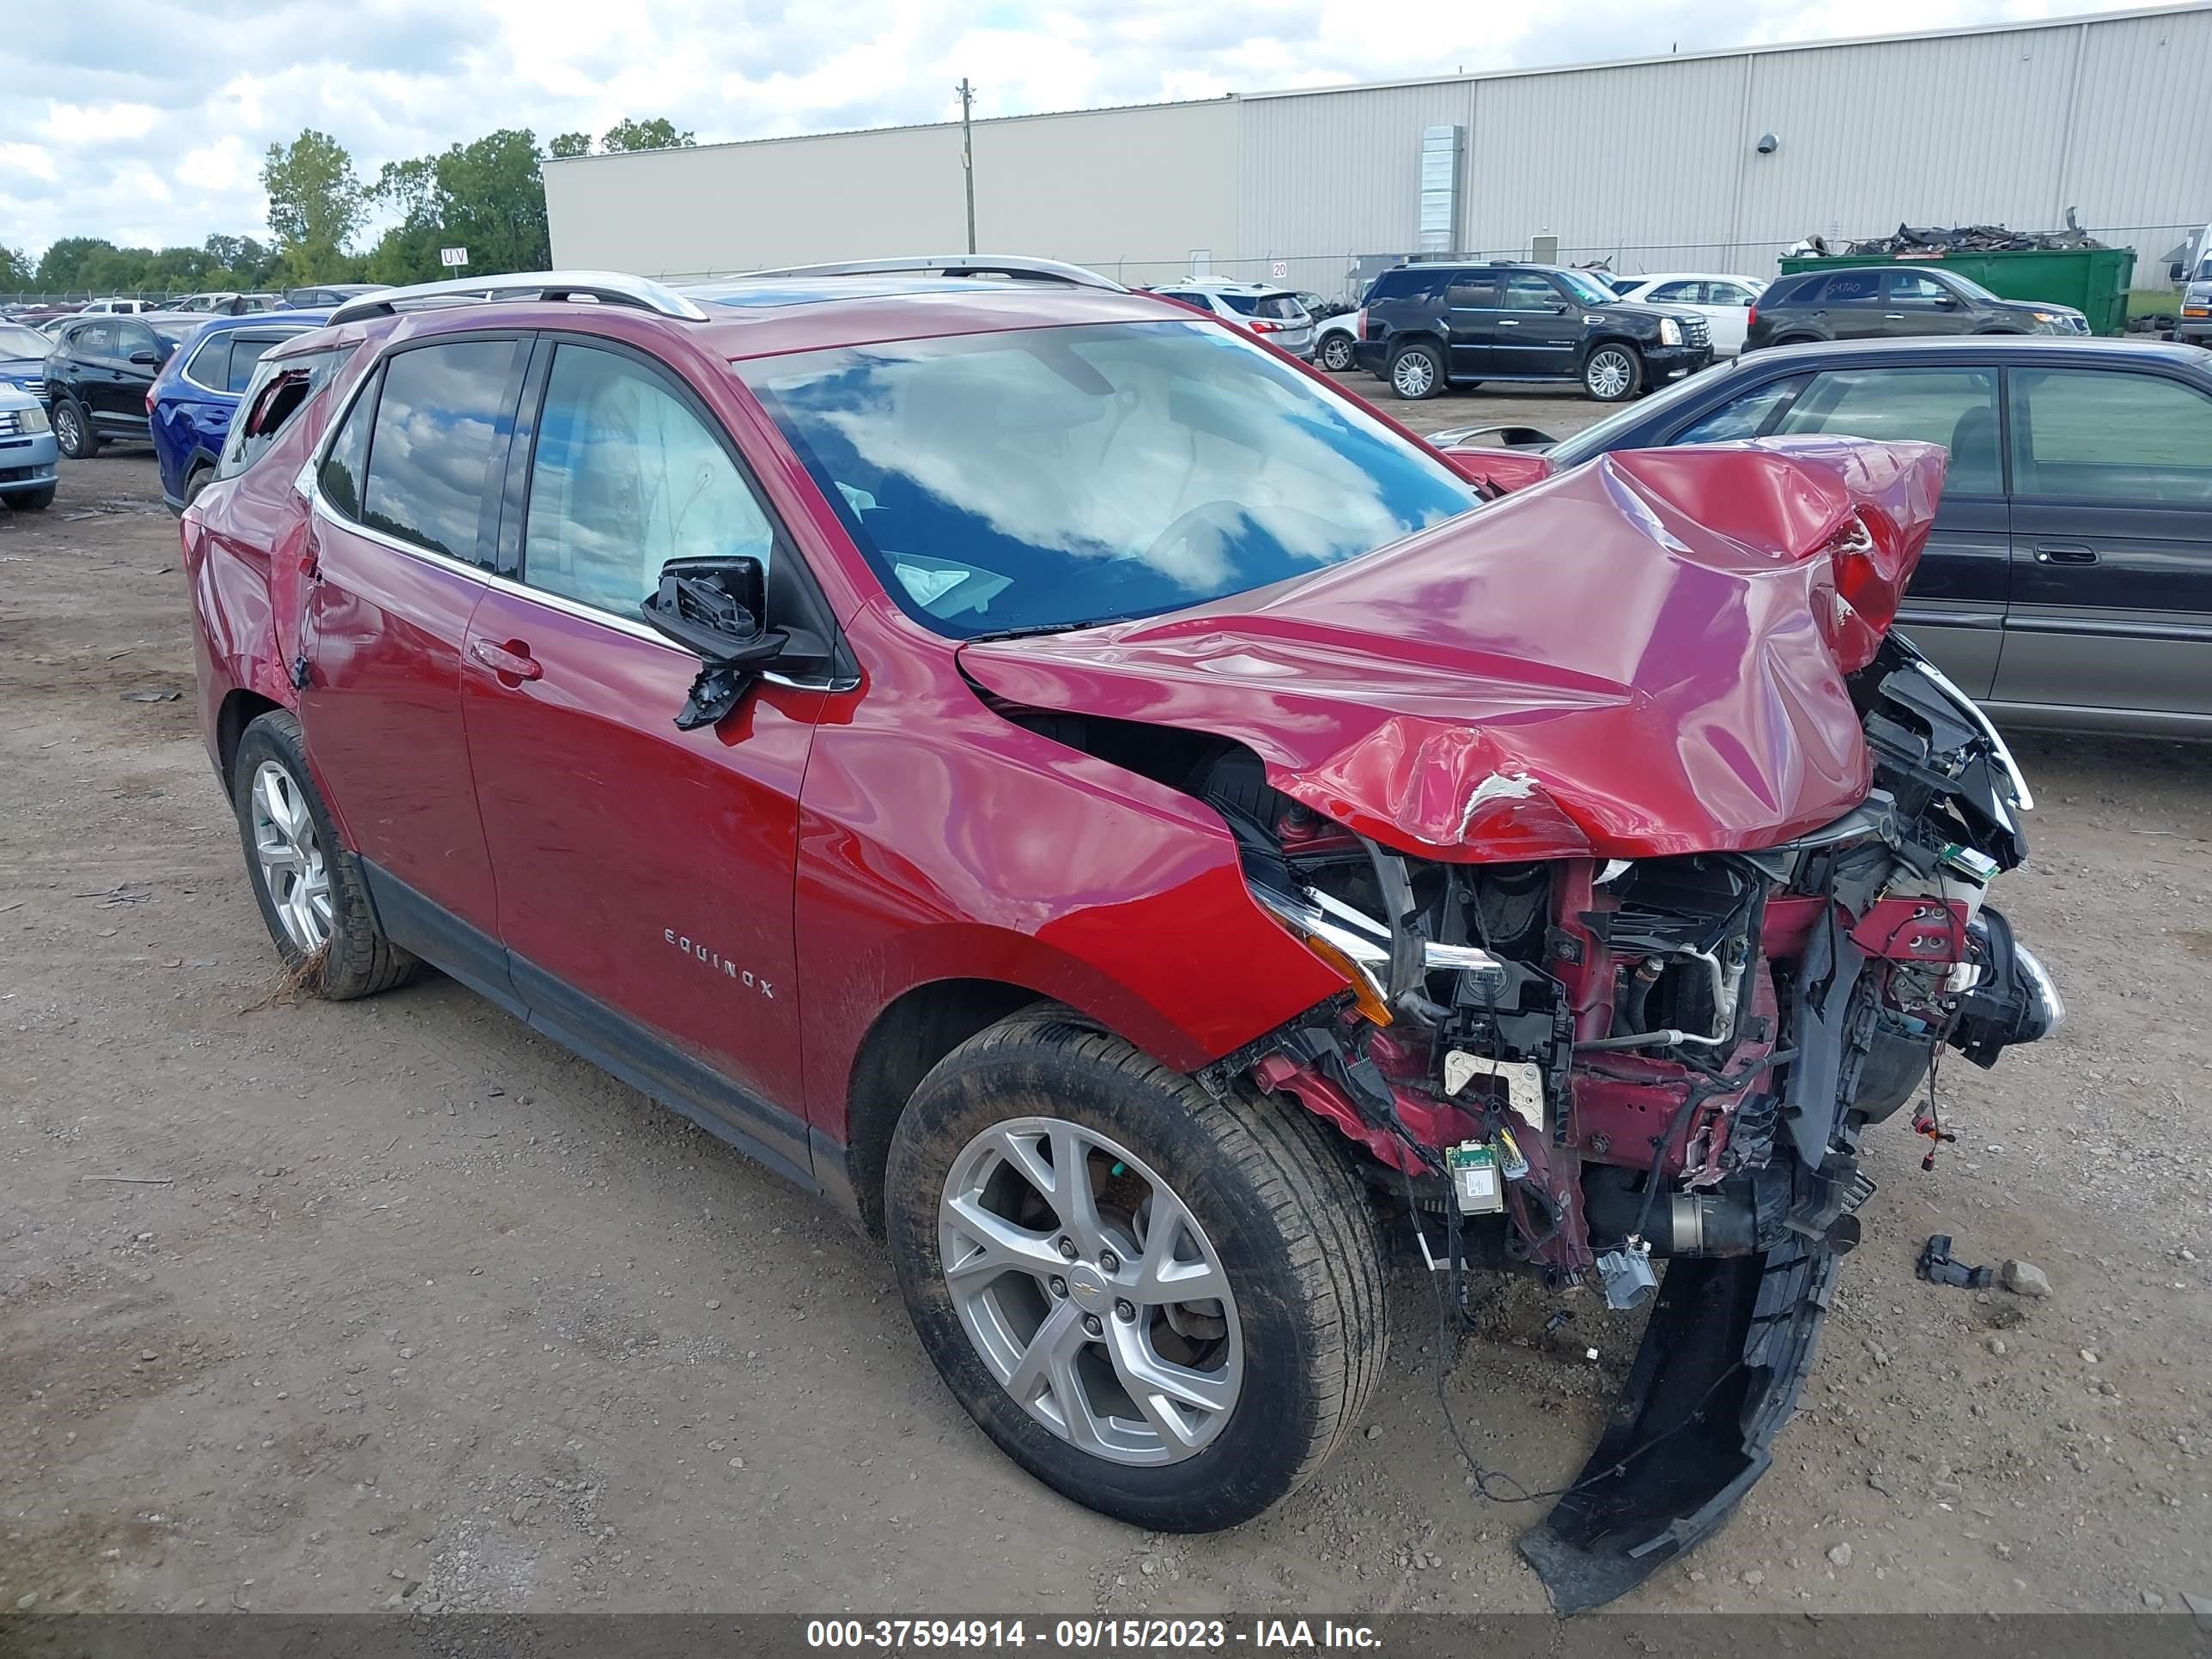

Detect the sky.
[{"left": 0, "top": 0, "right": 2171, "bottom": 259}]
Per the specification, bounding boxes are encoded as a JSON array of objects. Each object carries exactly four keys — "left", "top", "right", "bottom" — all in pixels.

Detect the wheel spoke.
[
  {"left": 1130, "top": 1197, "right": 1231, "bottom": 1308},
  {"left": 1004, "top": 1299, "right": 1085, "bottom": 1405},
  {"left": 1047, "top": 1122, "right": 1109, "bottom": 1256},
  {"left": 1103, "top": 1320, "right": 1236, "bottom": 1449},
  {"left": 941, "top": 1191, "right": 1067, "bottom": 1285},
  {"left": 256, "top": 839, "right": 301, "bottom": 873}
]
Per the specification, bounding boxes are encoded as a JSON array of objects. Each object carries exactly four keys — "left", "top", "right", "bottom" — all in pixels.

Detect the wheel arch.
[
  {"left": 834, "top": 975, "right": 1050, "bottom": 1234},
  {"left": 1577, "top": 331, "right": 1646, "bottom": 368},
  {"left": 216, "top": 688, "right": 287, "bottom": 787}
]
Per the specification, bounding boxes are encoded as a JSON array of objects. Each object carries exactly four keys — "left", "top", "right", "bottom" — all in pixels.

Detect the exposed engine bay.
[{"left": 1192, "top": 633, "right": 2058, "bottom": 1609}]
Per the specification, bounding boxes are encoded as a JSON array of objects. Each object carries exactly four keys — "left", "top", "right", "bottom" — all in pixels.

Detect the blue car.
[
  {"left": 149, "top": 309, "right": 331, "bottom": 511},
  {"left": 0, "top": 380, "right": 59, "bottom": 510}
]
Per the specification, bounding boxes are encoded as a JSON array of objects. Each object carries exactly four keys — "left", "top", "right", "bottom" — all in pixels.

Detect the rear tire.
[
  {"left": 885, "top": 1010, "right": 1389, "bottom": 1532},
  {"left": 1388, "top": 341, "right": 1444, "bottom": 399},
  {"left": 232, "top": 709, "right": 418, "bottom": 1000},
  {"left": 54, "top": 396, "right": 99, "bottom": 459},
  {"left": 182, "top": 464, "right": 215, "bottom": 507},
  {"left": 1318, "top": 333, "right": 1356, "bottom": 372}
]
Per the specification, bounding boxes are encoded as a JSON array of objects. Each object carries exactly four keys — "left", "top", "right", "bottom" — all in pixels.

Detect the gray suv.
[{"left": 1746, "top": 266, "right": 2088, "bottom": 349}]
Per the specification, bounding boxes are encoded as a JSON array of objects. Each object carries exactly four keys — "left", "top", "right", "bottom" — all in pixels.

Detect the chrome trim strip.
[{"left": 305, "top": 492, "right": 855, "bottom": 693}]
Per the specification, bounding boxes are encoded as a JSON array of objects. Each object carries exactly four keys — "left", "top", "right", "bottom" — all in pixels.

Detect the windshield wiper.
[{"left": 962, "top": 612, "right": 1148, "bottom": 644}]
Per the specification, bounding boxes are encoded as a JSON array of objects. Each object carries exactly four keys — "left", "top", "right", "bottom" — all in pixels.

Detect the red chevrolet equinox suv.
[{"left": 181, "top": 262, "right": 2059, "bottom": 1608}]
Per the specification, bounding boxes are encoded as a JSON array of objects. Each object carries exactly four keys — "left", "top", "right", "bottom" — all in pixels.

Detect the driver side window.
[{"left": 521, "top": 343, "right": 775, "bottom": 622}]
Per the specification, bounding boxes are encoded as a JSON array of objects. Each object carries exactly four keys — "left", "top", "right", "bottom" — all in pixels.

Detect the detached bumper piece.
[{"left": 1520, "top": 1234, "right": 1837, "bottom": 1613}]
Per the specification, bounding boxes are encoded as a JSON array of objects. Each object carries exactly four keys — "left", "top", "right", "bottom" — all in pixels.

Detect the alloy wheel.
[
  {"left": 1586, "top": 349, "right": 1635, "bottom": 399},
  {"left": 938, "top": 1116, "right": 1243, "bottom": 1466},
  {"left": 1322, "top": 336, "right": 1353, "bottom": 371},
  {"left": 1393, "top": 352, "right": 1435, "bottom": 397},
  {"left": 250, "top": 759, "right": 332, "bottom": 953},
  {"left": 55, "top": 403, "right": 83, "bottom": 458}
]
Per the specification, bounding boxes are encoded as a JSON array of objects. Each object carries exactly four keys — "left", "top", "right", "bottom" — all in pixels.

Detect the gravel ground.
[{"left": 3, "top": 398, "right": 2207, "bottom": 1619}]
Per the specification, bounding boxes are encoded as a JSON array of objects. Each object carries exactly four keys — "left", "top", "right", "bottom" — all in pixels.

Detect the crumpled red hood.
[{"left": 959, "top": 438, "right": 1945, "bottom": 861}]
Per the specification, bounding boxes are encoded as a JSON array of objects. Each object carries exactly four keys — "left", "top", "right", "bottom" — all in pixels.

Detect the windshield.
[
  {"left": 1556, "top": 270, "right": 1616, "bottom": 306},
  {"left": 1548, "top": 360, "right": 1748, "bottom": 468},
  {"left": 1943, "top": 272, "right": 2000, "bottom": 302},
  {"left": 153, "top": 325, "right": 198, "bottom": 355},
  {"left": 0, "top": 324, "right": 52, "bottom": 358},
  {"left": 739, "top": 319, "right": 1479, "bottom": 639}
]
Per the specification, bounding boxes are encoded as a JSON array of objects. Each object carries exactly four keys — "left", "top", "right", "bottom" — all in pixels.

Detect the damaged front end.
[
  {"left": 1210, "top": 629, "right": 2057, "bottom": 1608},
  {"left": 960, "top": 440, "right": 2060, "bottom": 1609}
]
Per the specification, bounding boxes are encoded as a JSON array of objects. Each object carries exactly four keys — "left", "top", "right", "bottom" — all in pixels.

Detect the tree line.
[{"left": 2, "top": 118, "right": 696, "bottom": 297}]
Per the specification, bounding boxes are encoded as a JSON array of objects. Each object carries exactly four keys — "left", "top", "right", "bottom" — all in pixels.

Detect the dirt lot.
[{"left": 3, "top": 389, "right": 2209, "bottom": 1620}]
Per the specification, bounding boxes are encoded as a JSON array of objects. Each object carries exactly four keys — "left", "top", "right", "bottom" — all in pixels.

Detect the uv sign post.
[{"left": 440, "top": 247, "right": 469, "bottom": 269}]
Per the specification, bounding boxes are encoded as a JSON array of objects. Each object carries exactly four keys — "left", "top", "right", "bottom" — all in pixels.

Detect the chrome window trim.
[{"left": 304, "top": 489, "right": 855, "bottom": 694}]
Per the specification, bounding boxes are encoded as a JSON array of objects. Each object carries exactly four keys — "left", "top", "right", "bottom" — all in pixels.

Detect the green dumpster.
[{"left": 1776, "top": 246, "right": 2138, "bottom": 336}]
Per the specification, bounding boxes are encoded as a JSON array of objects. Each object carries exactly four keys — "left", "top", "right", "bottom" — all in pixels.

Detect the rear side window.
[
  {"left": 225, "top": 335, "right": 289, "bottom": 393},
  {"left": 220, "top": 344, "right": 357, "bottom": 479},
  {"left": 358, "top": 340, "right": 523, "bottom": 565},
  {"left": 2009, "top": 368, "right": 2212, "bottom": 505},
  {"left": 185, "top": 336, "right": 233, "bottom": 392},
  {"left": 1370, "top": 269, "right": 1450, "bottom": 302}
]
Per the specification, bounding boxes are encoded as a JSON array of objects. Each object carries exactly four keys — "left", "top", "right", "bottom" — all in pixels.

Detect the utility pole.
[{"left": 957, "top": 77, "right": 977, "bottom": 255}]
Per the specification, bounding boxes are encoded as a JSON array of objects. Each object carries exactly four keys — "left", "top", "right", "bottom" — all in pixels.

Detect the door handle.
[
  {"left": 2033, "top": 543, "right": 2098, "bottom": 565},
  {"left": 1882, "top": 313, "right": 1905, "bottom": 319},
  {"left": 469, "top": 637, "right": 544, "bottom": 682},
  {"left": 1498, "top": 319, "right": 1521, "bottom": 326}
]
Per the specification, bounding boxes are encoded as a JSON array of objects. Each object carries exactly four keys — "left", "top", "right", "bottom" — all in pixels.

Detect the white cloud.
[{"left": 0, "top": 0, "right": 2167, "bottom": 261}]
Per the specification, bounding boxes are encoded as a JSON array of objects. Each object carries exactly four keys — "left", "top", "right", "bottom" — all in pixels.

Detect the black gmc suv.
[{"left": 1350, "top": 262, "right": 1713, "bottom": 401}]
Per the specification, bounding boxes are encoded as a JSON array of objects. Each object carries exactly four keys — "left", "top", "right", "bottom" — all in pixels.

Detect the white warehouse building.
[{"left": 544, "top": 3, "right": 2212, "bottom": 301}]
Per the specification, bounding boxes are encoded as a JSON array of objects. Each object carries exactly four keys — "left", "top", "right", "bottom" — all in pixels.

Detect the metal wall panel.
[
  {"left": 2052, "top": 9, "right": 2212, "bottom": 276},
  {"left": 1730, "top": 27, "right": 2086, "bottom": 275},
  {"left": 545, "top": 100, "right": 1240, "bottom": 282},
  {"left": 1462, "top": 55, "right": 1752, "bottom": 276},
  {"left": 1235, "top": 81, "right": 1475, "bottom": 283}
]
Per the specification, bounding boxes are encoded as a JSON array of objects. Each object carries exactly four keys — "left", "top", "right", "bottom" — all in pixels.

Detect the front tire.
[
  {"left": 1583, "top": 343, "right": 1644, "bottom": 401},
  {"left": 231, "top": 710, "right": 417, "bottom": 1000},
  {"left": 885, "top": 1011, "right": 1389, "bottom": 1532},
  {"left": 1387, "top": 341, "right": 1444, "bottom": 399},
  {"left": 53, "top": 397, "right": 99, "bottom": 459},
  {"left": 1318, "top": 332, "right": 1355, "bottom": 372},
  {"left": 3, "top": 484, "right": 56, "bottom": 511}
]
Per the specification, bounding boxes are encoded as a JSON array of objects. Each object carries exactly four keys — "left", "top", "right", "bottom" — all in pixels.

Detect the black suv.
[
  {"left": 1351, "top": 262, "right": 1713, "bottom": 401},
  {"left": 44, "top": 312, "right": 198, "bottom": 459},
  {"left": 1745, "top": 266, "right": 2088, "bottom": 351}
]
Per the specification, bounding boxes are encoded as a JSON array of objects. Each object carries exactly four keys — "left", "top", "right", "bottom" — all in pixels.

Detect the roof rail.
[
  {"left": 726, "top": 256, "right": 1127, "bottom": 293},
  {"left": 325, "top": 270, "right": 711, "bottom": 327}
]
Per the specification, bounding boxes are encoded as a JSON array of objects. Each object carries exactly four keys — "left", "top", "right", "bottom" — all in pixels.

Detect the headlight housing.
[
  {"left": 1659, "top": 318, "right": 1683, "bottom": 346},
  {"left": 16, "top": 403, "right": 49, "bottom": 434}
]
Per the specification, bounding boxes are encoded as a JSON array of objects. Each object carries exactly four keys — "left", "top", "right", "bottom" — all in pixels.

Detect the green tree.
[
  {"left": 599, "top": 116, "right": 695, "bottom": 153},
  {"left": 262, "top": 129, "right": 366, "bottom": 283},
  {"left": 548, "top": 131, "right": 592, "bottom": 159},
  {"left": 0, "top": 245, "right": 32, "bottom": 290},
  {"left": 35, "top": 237, "right": 119, "bottom": 291},
  {"left": 367, "top": 129, "right": 553, "bottom": 283}
]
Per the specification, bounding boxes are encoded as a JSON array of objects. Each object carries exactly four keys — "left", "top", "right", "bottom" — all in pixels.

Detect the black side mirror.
[
  {"left": 2169, "top": 262, "right": 2185, "bottom": 284},
  {"left": 642, "top": 556, "right": 787, "bottom": 729},
  {"left": 130, "top": 349, "right": 159, "bottom": 366}
]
